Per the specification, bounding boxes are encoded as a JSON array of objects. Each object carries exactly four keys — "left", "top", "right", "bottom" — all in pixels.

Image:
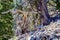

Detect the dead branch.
[{"left": 1, "top": 9, "right": 28, "bottom": 15}]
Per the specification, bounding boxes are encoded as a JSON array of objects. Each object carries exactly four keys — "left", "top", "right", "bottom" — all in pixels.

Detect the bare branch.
[{"left": 1, "top": 9, "right": 28, "bottom": 14}]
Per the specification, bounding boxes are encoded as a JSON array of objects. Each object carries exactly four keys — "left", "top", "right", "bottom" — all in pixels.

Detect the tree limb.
[{"left": 1, "top": 9, "right": 28, "bottom": 14}]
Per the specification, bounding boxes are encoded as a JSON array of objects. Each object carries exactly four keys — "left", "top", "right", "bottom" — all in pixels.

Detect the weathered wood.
[{"left": 37, "top": 0, "right": 51, "bottom": 25}]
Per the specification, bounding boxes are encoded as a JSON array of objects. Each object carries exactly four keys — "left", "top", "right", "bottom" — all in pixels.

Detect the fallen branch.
[{"left": 1, "top": 9, "right": 28, "bottom": 15}]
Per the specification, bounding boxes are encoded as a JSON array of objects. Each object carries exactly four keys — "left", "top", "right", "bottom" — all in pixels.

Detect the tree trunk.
[{"left": 37, "top": 0, "right": 51, "bottom": 25}]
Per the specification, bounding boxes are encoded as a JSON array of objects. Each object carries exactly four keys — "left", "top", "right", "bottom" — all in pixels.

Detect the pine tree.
[
  {"left": 0, "top": 0, "right": 13, "bottom": 40},
  {"left": 29, "top": 0, "right": 52, "bottom": 25}
]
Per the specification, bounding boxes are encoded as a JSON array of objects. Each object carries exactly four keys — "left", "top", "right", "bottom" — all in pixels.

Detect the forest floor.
[
  {"left": 9, "top": 9, "right": 60, "bottom": 40},
  {"left": 9, "top": 20, "right": 60, "bottom": 40},
  {"left": 25, "top": 20, "right": 60, "bottom": 40}
]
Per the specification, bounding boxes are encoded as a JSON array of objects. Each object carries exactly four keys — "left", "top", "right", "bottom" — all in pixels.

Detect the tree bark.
[{"left": 37, "top": 0, "right": 51, "bottom": 25}]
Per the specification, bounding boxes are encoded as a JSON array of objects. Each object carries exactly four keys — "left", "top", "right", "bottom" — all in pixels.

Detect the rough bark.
[{"left": 37, "top": 0, "right": 51, "bottom": 25}]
